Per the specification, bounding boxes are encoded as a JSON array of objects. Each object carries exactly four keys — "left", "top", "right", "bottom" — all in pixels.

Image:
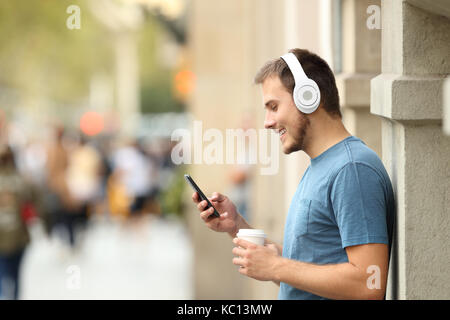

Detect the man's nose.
[{"left": 264, "top": 113, "right": 276, "bottom": 129}]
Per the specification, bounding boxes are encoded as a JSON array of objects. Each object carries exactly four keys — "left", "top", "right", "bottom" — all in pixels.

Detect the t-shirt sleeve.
[{"left": 330, "top": 162, "right": 389, "bottom": 248}]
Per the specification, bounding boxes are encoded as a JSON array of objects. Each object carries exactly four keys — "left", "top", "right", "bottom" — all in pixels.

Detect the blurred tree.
[
  {"left": 0, "top": 0, "right": 186, "bottom": 118},
  {"left": 0, "top": 0, "right": 113, "bottom": 106},
  {"left": 160, "top": 165, "right": 186, "bottom": 217},
  {"left": 138, "top": 13, "right": 185, "bottom": 114}
]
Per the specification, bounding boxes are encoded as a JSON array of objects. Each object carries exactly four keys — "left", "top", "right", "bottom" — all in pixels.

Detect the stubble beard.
[{"left": 283, "top": 113, "right": 310, "bottom": 154}]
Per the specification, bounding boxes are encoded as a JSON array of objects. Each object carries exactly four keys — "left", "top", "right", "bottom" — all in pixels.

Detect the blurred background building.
[{"left": 0, "top": 0, "right": 448, "bottom": 300}]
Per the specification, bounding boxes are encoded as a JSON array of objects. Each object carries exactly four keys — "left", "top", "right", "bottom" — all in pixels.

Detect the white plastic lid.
[{"left": 237, "top": 229, "right": 266, "bottom": 238}]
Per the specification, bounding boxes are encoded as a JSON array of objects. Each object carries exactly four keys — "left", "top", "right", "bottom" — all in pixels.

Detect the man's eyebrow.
[{"left": 264, "top": 99, "right": 279, "bottom": 108}]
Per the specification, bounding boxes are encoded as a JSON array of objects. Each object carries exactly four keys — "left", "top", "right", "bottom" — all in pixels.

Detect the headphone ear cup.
[{"left": 293, "top": 79, "right": 320, "bottom": 114}]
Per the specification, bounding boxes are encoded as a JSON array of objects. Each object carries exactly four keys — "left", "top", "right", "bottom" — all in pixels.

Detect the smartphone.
[{"left": 184, "top": 174, "right": 220, "bottom": 218}]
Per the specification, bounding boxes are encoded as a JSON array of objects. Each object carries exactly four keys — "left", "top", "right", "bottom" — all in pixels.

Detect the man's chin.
[{"left": 282, "top": 143, "right": 300, "bottom": 154}]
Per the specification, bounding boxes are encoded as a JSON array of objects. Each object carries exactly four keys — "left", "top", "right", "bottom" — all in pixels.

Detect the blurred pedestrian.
[
  {"left": 0, "top": 145, "right": 30, "bottom": 300},
  {"left": 45, "top": 126, "right": 79, "bottom": 250},
  {"left": 111, "top": 138, "right": 154, "bottom": 217},
  {"left": 65, "top": 133, "right": 102, "bottom": 232}
]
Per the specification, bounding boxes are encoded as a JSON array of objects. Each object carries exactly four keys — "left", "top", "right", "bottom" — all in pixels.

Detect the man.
[{"left": 192, "top": 48, "right": 395, "bottom": 300}]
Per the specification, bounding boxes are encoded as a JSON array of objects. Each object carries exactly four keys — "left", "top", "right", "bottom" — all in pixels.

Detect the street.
[{"left": 20, "top": 215, "right": 193, "bottom": 299}]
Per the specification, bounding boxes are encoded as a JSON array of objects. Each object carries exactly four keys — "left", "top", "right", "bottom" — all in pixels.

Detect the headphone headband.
[{"left": 280, "top": 53, "right": 308, "bottom": 82}]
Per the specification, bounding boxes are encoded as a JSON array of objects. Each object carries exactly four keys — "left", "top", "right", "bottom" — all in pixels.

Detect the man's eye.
[{"left": 271, "top": 105, "right": 277, "bottom": 111}]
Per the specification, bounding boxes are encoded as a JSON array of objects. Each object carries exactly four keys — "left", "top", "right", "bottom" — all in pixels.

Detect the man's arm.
[
  {"left": 233, "top": 239, "right": 388, "bottom": 298},
  {"left": 272, "top": 243, "right": 388, "bottom": 299}
]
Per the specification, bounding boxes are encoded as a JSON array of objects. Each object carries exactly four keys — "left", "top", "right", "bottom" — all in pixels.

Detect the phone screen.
[{"left": 184, "top": 174, "right": 220, "bottom": 218}]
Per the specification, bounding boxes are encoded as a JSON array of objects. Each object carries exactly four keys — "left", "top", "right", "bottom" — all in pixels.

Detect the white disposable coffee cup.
[{"left": 236, "top": 229, "right": 266, "bottom": 246}]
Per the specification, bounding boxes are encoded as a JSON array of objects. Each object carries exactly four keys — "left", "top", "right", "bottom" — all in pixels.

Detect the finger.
[
  {"left": 200, "top": 207, "right": 215, "bottom": 221},
  {"left": 209, "top": 192, "right": 226, "bottom": 202},
  {"left": 197, "top": 200, "right": 207, "bottom": 211},
  {"left": 232, "top": 246, "right": 246, "bottom": 257},
  {"left": 232, "top": 257, "right": 246, "bottom": 267},
  {"left": 233, "top": 238, "right": 256, "bottom": 249},
  {"left": 238, "top": 266, "right": 247, "bottom": 276},
  {"left": 192, "top": 192, "right": 199, "bottom": 203}
]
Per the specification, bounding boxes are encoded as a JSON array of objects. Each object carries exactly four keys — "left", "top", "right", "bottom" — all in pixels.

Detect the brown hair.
[
  {"left": 254, "top": 48, "right": 341, "bottom": 118},
  {"left": 0, "top": 145, "right": 16, "bottom": 169}
]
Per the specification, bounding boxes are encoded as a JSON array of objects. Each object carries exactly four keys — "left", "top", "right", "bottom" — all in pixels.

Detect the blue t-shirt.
[{"left": 278, "top": 136, "right": 395, "bottom": 300}]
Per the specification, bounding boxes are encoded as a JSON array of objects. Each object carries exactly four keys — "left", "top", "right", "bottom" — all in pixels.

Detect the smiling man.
[{"left": 192, "top": 48, "right": 395, "bottom": 300}]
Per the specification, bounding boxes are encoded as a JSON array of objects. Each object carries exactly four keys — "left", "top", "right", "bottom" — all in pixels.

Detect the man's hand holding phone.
[
  {"left": 192, "top": 191, "right": 250, "bottom": 238},
  {"left": 187, "top": 174, "right": 282, "bottom": 286},
  {"left": 185, "top": 174, "right": 250, "bottom": 237}
]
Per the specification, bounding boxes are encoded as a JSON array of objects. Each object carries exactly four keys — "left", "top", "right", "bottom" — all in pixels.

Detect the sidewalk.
[{"left": 20, "top": 215, "right": 193, "bottom": 299}]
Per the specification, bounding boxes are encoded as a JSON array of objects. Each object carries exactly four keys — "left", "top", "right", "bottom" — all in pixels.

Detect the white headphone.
[{"left": 280, "top": 52, "right": 321, "bottom": 114}]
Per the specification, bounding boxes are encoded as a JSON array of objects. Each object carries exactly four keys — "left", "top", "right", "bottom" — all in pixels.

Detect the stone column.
[
  {"left": 371, "top": 0, "right": 450, "bottom": 299},
  {"left": 115, "top": 32, "right": 140, "bottom": 137},
  {"left": 444, "top": 76, "right": 450, "bottom": 135},
  {"left": 336, "top": 0, "right": 382, "bottom": 156}
]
